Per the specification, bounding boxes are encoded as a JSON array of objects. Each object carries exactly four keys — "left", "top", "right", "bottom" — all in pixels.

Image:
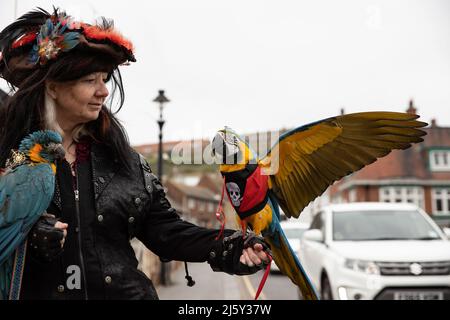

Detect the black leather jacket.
[{"left": 21, "top": 142, "right": 231, "bottom": 300}]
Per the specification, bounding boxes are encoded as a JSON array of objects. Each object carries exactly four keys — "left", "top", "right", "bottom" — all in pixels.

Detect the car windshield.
[
  {"left": 332, "top": 210, "right": 442, "bottom": 241},
  {"left": 283, "top": 228, "right": 307, "bottom": 239}
]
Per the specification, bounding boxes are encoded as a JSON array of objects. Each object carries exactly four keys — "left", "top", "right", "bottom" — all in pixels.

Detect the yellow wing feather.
[{"left": 262, "top": 111, "right": 427, "bottom": 218}]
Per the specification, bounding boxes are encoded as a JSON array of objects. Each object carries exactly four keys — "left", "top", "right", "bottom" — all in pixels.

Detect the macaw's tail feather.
[
  {"left": 0, "top": 255, "right": 14, "bottom": 300},
  {"left": 9, "top": 240, "right": 27, "bottom": 300},
  {"left": 265, "top": 233, "right": 320, "bottom": 300}
]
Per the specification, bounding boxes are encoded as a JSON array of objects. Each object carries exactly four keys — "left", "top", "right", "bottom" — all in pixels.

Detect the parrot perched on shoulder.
[
  {"left": 0, "top": 130, "right": 65, "bottom": 300},
  {"left": 211, "top": 111, "right": 427, "bottom": 300}
]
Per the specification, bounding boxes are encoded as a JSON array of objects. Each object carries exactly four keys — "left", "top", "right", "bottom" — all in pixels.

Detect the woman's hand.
[
  {"left": 54, "top": 220, "right": 68, "bottom": 248},
  {"left": 208, "top": 230, "right": 271, "bottom": 275},
  {"left": 29, "top": 213, "right": 68, "bottom": 262},
  {"left": 240, "top": 243, "right": 270, "bottom": 267}
]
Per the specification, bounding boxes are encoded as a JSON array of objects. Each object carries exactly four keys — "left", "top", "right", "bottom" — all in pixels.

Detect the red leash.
[{"left": 254, "top": 253, "right": 273, "bottom": 300}]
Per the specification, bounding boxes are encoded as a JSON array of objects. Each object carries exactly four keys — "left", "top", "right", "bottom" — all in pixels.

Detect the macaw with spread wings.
[{"left": 211, "top": 112, "right": 427, "bottom": 300}]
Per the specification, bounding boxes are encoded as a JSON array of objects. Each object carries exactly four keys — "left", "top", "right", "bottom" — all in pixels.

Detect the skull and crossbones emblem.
[{"left": 226, "top": 182, "right": 243, "bottom": 207}]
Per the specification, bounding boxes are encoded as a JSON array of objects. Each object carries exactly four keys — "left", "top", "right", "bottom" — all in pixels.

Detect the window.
[
  {"left": 379, "top": 187, "right": 424, "bottom": 209},
  {"left": 332, "top": 195, "right": 344, "bottom": 204},
  {"left": 429, "top": 150, "right": 450, "bottom": 172},
  {"left": 432, "top": 188, "right": 450, "bottom": 215},
  {"left": 348, "top": 189, "right": 357, "bottom": 202},
  {"left": 207, "top": 202, "right": 215, "bottom": 212},
  {"left": 187, "top": 199, "right": 195, "bottom": 209},
  {"left": 332, "top": 210, "right": 440, "bottom": 241}
]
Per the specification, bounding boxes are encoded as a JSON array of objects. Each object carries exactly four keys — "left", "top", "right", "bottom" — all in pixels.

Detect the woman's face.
[{"left": 48, "top": 72, "right": 109, "bottom": 125}]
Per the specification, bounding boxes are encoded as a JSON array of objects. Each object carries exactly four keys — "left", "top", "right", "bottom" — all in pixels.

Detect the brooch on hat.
[
  {"left": 29, "top": 16, "right": 80, "bottom": 65},
  {"left": 3, "top": 7, "right": 136, "bottom": 80}
]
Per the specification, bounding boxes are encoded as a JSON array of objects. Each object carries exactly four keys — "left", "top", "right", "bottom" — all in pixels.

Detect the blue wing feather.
[
  {"left": 0, "top": 163, "right": 55, "bottom": 298},
  {"left": 0, "top": 164, "right": 54, "bottom": 226},
  {"left": 263, "top": 196, "right": 320, "bottom": 299}
]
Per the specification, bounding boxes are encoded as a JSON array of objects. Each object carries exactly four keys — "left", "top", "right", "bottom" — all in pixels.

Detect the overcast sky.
[{"left": 1, "top": 0, "right": 449, "bottom": 146}]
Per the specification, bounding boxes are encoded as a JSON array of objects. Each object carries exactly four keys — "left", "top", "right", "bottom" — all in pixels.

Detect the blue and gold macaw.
[
  {"left": 211, "top": 112, "right": 427, "bottom": 300},
  {"left": 0, "top": 130, "right": 64, "bottom": 300}
]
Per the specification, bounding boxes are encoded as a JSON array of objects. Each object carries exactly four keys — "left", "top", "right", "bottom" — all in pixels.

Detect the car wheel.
[{"left": 321, "top": 274, "right": 333, "bottom": 300}]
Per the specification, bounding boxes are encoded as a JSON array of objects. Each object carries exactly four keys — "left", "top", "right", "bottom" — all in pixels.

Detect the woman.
[{"left": 0, "top": 8, "right": 269, "bottom": 299}]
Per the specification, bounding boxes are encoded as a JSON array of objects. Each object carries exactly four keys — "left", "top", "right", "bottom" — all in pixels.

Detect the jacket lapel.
[
  {"left": 50, "top": 143, "right": 120, "bottom": 209},
  {"left": 91, "top": 143, "right": 120, "bottom": 200}
]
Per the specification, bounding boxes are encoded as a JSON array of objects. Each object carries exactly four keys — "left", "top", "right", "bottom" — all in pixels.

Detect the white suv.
[
  {"left": 270, "top": 220, "right": 310, "bottom": 273},
  {"left": 299, "top": 202, "right": 450, "bottom": 300}
]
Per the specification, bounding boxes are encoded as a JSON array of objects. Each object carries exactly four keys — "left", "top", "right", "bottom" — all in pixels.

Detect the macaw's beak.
[
  {"left": 55, "top": 144, "right": 66, "bottom": 160},
  {"left": 49, "top": 143, "right": 66, "bottom": 160},
  {"left": 211, "top": 132, "right": 225, "bottom": 157},
  {"left": 211, "top": 131, "right": 240, "bottom": 164}
]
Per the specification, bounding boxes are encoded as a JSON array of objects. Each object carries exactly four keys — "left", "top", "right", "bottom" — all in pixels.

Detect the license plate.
[{"left": 394, "top": 291, "right": 444, "bottom": 300}]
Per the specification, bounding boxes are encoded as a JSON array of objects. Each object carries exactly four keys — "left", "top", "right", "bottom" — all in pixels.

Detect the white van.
[{"left": 299, "top": 202, "right": 450, "bottom": 300}]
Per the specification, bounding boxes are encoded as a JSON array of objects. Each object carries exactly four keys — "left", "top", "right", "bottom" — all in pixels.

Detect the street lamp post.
[{"left": 153, "top": 90, "right": 170, "bottom": 285}]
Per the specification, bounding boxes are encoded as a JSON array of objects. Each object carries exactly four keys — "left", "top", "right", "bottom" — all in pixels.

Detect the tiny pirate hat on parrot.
[{"left": 0, "top": 7, "right": 135, "bottom": 88}]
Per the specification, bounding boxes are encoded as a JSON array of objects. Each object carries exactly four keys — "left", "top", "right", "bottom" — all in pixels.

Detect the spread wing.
[{"left": 260, "top": 112, "right": 427, "bottom": 218}]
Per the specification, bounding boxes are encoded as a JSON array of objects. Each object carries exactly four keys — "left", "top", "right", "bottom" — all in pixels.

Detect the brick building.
[
  {"left": 134, "top": 139, "right": 210, "bottom": 159},
  {"left": 164, "top": 179, "right": 221, "bottom": 228}
]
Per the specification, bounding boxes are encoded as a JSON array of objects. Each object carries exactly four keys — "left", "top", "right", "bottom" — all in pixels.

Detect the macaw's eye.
[{"left": 224, "top": 134, "right": 238, "bottom": 146}]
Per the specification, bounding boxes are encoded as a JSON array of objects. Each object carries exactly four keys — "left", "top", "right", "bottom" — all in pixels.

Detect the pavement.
[{"left": 156, "top": 261, "right": 255, "bottom": 300}]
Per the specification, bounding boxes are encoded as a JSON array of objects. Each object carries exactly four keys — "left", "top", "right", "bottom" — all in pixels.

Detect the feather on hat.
[{"left": 0, "top": 7, "right": 135, "bottom": 87}]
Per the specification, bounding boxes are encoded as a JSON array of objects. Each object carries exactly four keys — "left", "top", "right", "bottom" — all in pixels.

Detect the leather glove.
[
  {"left": 208, "top": 230, "right": 271, "bottom": 275},
  {"left": 28, "top": 213, "right": 65, "bottom": 263}
]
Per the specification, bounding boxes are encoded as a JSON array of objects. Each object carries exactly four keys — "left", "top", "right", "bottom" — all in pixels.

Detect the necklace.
[
  {"left": 70, "top": 163, "right": 76, "bottom": 177},
  {"left": 64, "top": 141, "right": 77, "bottom": 176}
]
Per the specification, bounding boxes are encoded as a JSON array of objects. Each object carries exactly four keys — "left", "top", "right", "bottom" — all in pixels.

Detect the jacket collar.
[{"left": 51, "top": 143, "right": 120, "bottom": 210}]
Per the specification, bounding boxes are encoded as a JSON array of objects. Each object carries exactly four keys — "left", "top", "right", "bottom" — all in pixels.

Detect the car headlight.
[{"left": 344, "top": 259, "right": 380, "bottom": 275}]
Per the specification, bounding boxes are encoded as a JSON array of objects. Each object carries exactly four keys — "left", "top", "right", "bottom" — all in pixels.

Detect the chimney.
[
  {"left": 406, "top": 99, "right": 417, "bottom": 115},
  {"left": 431, "top": 118, "right": 437, "bottom": 127},
  {"left": 340, "top": 107, "right": 345, "bottom": 115}
]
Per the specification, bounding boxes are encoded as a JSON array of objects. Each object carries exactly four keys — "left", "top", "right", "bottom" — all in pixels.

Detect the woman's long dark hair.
[{"left": 0, "top": 50, "right": 133, "bottom": 171}]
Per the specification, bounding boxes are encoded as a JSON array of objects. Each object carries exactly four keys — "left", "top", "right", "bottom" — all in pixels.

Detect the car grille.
[{"left": 377, "top": 261, "right": 450, "bottom": 276}]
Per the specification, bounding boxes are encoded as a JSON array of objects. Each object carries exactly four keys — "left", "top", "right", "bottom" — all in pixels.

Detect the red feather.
[
  {"left": 81, "top": 23, "right": 133, "bottom": 52},
  {"left": 12, "top": 32, "right": 37, "bottom": 49}
]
